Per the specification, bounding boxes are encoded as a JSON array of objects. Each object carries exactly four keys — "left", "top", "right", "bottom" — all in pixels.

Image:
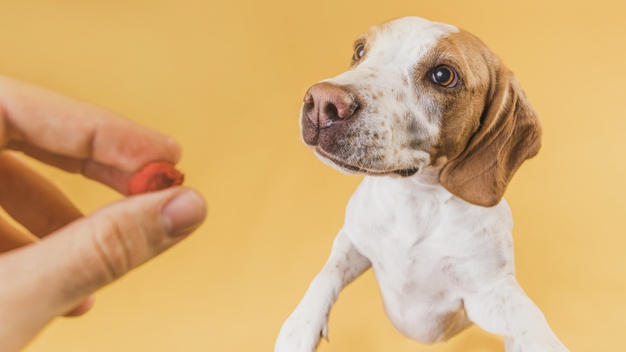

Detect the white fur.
[{"left": 276, "top": 17, "right": 568, "bottom": 352}]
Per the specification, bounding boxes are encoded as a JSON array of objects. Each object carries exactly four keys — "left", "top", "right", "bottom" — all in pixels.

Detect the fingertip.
[
  {"left": 81, "top": 136, "right": 183, "bottom": 195},
  {"left": 160, "top": 188, "right": 207, "bottom": 238},
  {"left": 64, "top": 295, "right": 96, "bottom": 318},
  {"left": 165, "top": 136, "right": 182, "bottom": 164}
]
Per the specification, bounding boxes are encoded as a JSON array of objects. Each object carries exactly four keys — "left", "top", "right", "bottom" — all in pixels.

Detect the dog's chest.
[
  {"left": 342, "top": 176, "right": 514, "bottom": 342},
  {"left": 344, "top": 177, "right": 482, "bottom": 269}
]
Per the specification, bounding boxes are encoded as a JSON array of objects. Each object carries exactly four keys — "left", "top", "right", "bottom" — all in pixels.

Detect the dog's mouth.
[{"left": 315, "top": 148, "right": 419, "bottom": 177}]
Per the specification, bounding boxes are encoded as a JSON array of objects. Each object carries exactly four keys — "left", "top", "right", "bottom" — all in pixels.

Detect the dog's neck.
[
  {"left": 396, "top": 166, "right": 446, "bottom": 192},
  {"left": 362, "top": 166, "right": 458, "bottom": 205},
  {"left": 364, "top": 165, "right": 511, "bottom": 211}
]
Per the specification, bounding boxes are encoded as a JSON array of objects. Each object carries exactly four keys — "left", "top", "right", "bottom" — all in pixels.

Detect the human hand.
[{"left": 0, "top": 77, "right": 207, "bottom": 351}]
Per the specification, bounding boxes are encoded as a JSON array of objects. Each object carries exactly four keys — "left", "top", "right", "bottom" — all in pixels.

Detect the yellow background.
[{"left": 1, "top": 0, "right": 624, "bottom": 351}]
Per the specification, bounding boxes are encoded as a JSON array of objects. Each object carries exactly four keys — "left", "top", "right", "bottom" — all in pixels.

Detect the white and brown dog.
[{"left": 275, "top": 17, "right": 568, "bottom": 352}]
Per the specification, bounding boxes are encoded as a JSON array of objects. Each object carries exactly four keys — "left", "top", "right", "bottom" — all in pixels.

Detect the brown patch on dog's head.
[{"left": 421, "top": 30, "right": 541, "bottom": 207}]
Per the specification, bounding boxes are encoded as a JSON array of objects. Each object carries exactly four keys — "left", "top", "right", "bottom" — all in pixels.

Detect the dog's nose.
[{"left": 303, "top": 83, "right": 359, "bottom": 129}]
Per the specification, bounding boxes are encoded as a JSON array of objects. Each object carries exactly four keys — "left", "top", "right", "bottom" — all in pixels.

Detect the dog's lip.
[{"left": 315, "top": 148, "right": 419, "bottom": 177}]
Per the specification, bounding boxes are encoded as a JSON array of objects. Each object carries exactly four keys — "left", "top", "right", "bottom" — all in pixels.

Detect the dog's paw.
[{"left": 275, "top": 311, "right": 329, "bottom": 352}]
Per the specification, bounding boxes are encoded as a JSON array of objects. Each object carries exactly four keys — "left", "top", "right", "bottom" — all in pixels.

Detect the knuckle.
[{"left": 86, "top": 210, "right": 158, "bottom": 285}]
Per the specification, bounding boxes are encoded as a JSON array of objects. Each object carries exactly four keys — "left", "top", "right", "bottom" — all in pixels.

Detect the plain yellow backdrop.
[{"left": 1, "top": 0, "right": 624, "bottom": 351}]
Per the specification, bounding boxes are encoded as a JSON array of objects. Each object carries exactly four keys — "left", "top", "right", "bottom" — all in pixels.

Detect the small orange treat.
[{"left": 127, "top": 162, "right": 185, "bottom": 195}]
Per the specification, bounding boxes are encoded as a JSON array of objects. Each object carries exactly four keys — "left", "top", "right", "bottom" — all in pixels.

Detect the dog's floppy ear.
[{"left": 439, "top": 68, "right": 541, "bottom": 207}]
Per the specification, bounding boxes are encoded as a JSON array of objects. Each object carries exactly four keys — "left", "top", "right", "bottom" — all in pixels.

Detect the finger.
[
  {"left": 7, "top": 144, "right": 134, "bottom": 193},
  {"left": 0, "top": 149, "right": 92, "bottom": 318},
  {"left": 0, "top": 76, "right": 181, "bottom": 191},
  {"left": 0, "top": 216, "right": 35, "bottom": 252},
  {"left": 12, "top": 144, "right": 133, "bottom": 192},
  {"left": 0, "top": 187, "right": 206, "bottom": 349},
  {"left": 0, "top": 151, "right": 83, "bottom": 237}
]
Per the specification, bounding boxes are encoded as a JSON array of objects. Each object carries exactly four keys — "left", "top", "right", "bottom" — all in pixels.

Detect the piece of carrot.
[{"left": 127, "top": 162, "right": 185, "bottom": 195}]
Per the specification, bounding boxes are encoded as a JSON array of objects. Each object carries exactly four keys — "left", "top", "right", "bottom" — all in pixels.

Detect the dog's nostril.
[
  {"left": 303, "top": 100, "right": 317, "bottom": 128},
  {"left": 323, "top": 103, "right": 340, "bottom": 122}
]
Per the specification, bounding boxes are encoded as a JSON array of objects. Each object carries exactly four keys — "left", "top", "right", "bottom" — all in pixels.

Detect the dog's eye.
[
  {"left": 431, "top": 65, "right": 459, "bottom": 88},
  {"left": 353, "top": 43, "right": 365, "bottom": 61}
]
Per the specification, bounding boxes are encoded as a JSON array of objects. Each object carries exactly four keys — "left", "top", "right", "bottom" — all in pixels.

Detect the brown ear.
[{"left": 439, "top": 69, "right": 542, "bottom": 207}]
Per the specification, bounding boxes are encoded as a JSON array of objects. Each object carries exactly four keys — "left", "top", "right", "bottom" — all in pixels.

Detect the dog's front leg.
[
  {"left": 275, "top": 230, "right": 371, "bottom": 352},
  {"left": 465, "top": 276, "right": 568, "bottom": 352}
]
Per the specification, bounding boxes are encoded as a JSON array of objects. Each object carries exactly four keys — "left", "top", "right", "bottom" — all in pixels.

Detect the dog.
[{"left": 275, "top": 16, "right": 568, "bottom": 352}]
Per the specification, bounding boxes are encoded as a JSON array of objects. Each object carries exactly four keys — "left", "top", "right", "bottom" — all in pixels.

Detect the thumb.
[{"left": 0, "top": 187, "right": 206, "bottom": 349}]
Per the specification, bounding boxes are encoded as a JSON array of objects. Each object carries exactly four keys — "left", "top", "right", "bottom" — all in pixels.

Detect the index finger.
[{"left": 0, "top": 77, "right": 181, "bottom": 192}]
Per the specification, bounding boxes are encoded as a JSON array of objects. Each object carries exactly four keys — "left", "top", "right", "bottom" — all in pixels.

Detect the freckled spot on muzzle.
[{"left": 410, "top": 139, "right": 426, "bottom": 150}]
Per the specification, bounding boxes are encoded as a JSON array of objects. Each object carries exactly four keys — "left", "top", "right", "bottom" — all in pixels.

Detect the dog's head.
[{"left": 301, "top": 17, "right": 541, "bottom": 207}]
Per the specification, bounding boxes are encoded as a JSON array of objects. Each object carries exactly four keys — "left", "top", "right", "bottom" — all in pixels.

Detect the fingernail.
[{"left": 161, "top": 190, "right": 206, "bottom": 237}]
